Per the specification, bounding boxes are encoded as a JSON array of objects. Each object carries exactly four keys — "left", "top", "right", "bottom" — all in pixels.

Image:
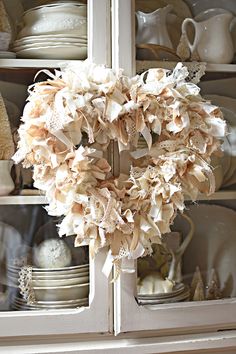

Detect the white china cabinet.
[
  {"left": 112, "top": 0, "right": 236, "bottom": 342},
  {"left": 1, "top": 0, "right": 236, "bottom": 353}
]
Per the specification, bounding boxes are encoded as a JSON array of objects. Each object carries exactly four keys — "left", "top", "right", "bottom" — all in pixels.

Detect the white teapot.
[{"left": 182, "top": 13, "right": 235, "bottom": 64}]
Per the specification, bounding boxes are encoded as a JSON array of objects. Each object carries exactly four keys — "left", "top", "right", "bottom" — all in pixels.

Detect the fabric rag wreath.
[{"left": 13, "top": 61, "right": 226, "bottom": 275}]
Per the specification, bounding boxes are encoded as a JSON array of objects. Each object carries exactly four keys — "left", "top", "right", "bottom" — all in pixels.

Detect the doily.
[{"left": 18, "top": 266, "right": 36, "bottom": 305}]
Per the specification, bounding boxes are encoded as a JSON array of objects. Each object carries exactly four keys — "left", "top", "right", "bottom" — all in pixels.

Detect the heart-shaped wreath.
[{"left": 13, "top": 61, "right": 226, "bottom": 274}]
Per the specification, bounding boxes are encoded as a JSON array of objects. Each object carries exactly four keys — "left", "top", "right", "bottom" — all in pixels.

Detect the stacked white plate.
[
  {"left": 137, "top": 283, "right": 190, "bottom": 306},
  {"left": 12, "top": 1, "right": 87, "bottom": 59},
  {"left": 7, "top": 263, "right": 89, "bottom": 310}
]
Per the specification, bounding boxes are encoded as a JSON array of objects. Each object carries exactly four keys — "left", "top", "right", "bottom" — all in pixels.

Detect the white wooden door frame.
[
  {"left": 111, "top": 0, "right": 236, "bottom": 336},
  {"left": 0, "top": 0, "right": 113, "bottom": 338}
]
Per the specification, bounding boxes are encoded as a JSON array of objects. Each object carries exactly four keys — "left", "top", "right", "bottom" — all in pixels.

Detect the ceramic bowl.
[
  {"left": 34, "top": 283, "right": 89, "bottom": 301},
  {"left": 19, "top": 6, "right": 87, "bottom": 38}
]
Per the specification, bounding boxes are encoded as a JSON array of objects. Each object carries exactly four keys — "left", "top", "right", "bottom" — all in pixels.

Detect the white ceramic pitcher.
[
  {"left": 182, "top": 13, "right": 234, "bottom": 64},
  {"left": 136, "top": 4, "right": 173, "bottom": 49},
  {"left": 0, "top": 160, "right": 15, "bottom": 196}
]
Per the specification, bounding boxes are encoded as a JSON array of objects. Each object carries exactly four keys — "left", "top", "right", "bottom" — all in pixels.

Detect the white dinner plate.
[
  {"left": 15, "top": 34, "right": 87, "bottom": 41},
  {"left": 138, "top": 286, "right": 190, "bottom": 305},
  {"left": 15, "top": 296, "right": 88, "bottom": 305},
  {"left": 16, "top": 45, "right": 87, "bottom": 59},
  {"left": 14, "top": 37, "right": 87, "bottom": 45},
  {"left": 9, "top": 263, "right": 89, "bottom": 273},
  {"left": 137, "top": 283, "right": 186, "bottom": 299},
  {"left": 13, "top": 42, "right": 87, "bottom": 51}
]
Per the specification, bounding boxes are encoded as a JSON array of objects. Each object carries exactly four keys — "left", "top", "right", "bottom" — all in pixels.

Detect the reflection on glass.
[
  {"left": 137, "top": 202, "right": 234, "bottom": 307},
  {"left": 0, "top": 205, "right": 89, "bottom": 311}
]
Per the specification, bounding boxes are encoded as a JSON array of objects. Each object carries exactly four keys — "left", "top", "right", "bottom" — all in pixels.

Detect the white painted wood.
[
  {"left": 114, "top": 261, "right": 236, "bottom": 334},
  {"left": 0, "top": 59, "right": 83, "bottom": 68},
  {"left": 88, "top": 0, "right": 111, "bottom": 66},
  {"left": 0, "top": 248, "right": 112, "bottom": 337},
  {"left": 1, "top": 330, "right": 236, "bottom": 353},
  {"left": 0, "top": 196, "right": 47, "bottom": 205},
  {"left": 112, "top": 0, "right": 135, "bottom": 76}
]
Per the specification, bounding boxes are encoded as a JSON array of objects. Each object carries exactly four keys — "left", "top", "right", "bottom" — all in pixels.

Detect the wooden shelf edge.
[
  {"left": 0, "top": 195, "right": 47, "bottom": 205},
  {"left": 0, "top": 190, "right": 234, "bottom": 205},
  {"left": 136, "top": 60, "right": 236, "bottom": 74},
  {"left": 0, "top": 59, "right": 84, "bottom": 69}
]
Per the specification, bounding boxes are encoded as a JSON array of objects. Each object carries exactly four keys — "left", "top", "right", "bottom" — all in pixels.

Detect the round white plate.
[
  {"left": 13, "top": 42, "right": 87, "bottom": 51},
  {"left": 14, "top": 37, "right": 87, "bottom": 45},
  {"left": 8, "top": 274, "right": 89, "bottom": 287},
  {"left": 15, "top": 34, "right": 87, "bottom": 41},
  {"left": 138, "top": 283, "right": 186, "bottom": 299},
  {"left": 138, "top": 286, "right": 190, "bottom": 305},
  {"left": 9, "top": 263, "right": 89, "bottom": 272},
  {"left": 16, "top": 45, "right": 87, "bottom": 59},
  {"left": 33, "top": 283, "right": 89, "bottom": 301},
  {"left": 15, "top": 296, "right": 88, "bottom": 305}
]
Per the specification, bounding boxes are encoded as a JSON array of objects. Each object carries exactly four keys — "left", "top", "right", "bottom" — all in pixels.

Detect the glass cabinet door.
[
  {"left": 0, "top": 0, "right": 112, "bottom": 338},
  {"left": 112, "top": 0, "right": 236, "bottom": 335}
]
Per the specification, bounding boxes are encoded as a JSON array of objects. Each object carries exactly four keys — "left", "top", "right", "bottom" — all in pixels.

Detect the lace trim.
[{"left": 18, "top": 266, "right": 36, "bottom": 304}]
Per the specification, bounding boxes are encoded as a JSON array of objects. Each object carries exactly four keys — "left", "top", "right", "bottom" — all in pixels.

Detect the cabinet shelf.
[
  {"left": 0, "top": 59, "right": 84, "bottom": 69},
  {"left": 0, "top": 190, "right": 234, "bottom": 205},
  {"left": 0, "top": 195, "right": 47, "bottom": 205},
  {"left": 136, "top": 60, "right": 236, "bottom": 74},
  {"left": 187, "top": 190, "right": 236, "bottom": 201}
]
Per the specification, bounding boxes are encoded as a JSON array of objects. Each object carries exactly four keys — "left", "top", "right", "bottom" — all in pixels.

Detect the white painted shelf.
[
  {"left": 0, "top": 190, "right": 234, "bottom": 205},
  {"left": 187, "top": 190, "right": 236, "bottom": 201},
  {"left": 0, "top": 59, "right": 84, "bottom": 68},
  {"left": 136, "top": 60, "right": 236, "bottom": 74},
  {"left": 0, "top": 195, "right": 47, "bottom": 205}
]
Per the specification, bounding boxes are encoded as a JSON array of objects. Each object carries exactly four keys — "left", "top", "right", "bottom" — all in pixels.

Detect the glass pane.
[
  {"left": 137, "top": 199, "right": 236, "bottom": 307},
  {"left": 0, "top": 204, "right": 89, "bottom": 312}
]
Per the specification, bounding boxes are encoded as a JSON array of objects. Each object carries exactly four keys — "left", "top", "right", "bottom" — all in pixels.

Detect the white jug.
[
  {"left": 182, "top": 13, "right": 234, "bottom": 64},
  {"left": 0, "top": 160, "right": 15, "bottom": 195},
  {"left": 136, "top": 4, "right": 173, "bottom": 49}
]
